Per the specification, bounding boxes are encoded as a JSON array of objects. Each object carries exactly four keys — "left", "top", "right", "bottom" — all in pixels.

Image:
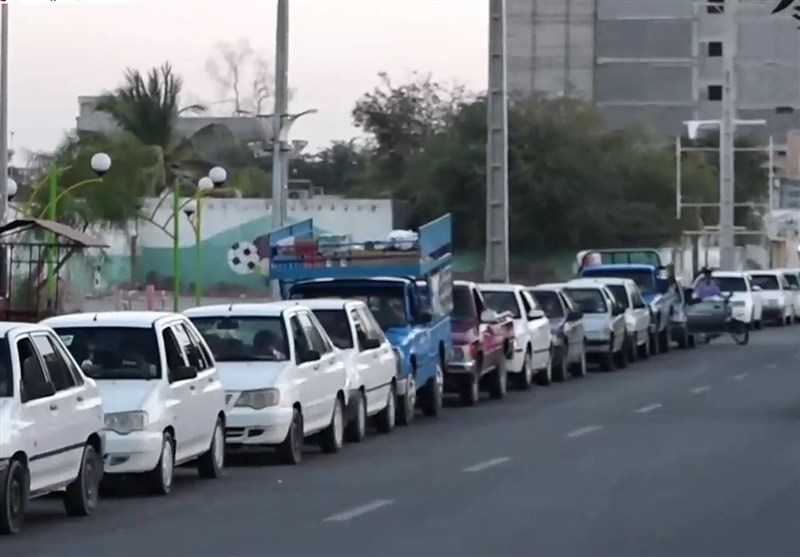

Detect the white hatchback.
[
  {"left": 748, "top": 272, "right": 795, "bottom": 325},
  {"left": 43, "top": 312, "right": 226, "bottom": 496},
  {"left": 1, "top": 322, "right": 104, "bottom": 535},
  {"left": 185, "top": 302, "right": 349, "bottom": 465}
]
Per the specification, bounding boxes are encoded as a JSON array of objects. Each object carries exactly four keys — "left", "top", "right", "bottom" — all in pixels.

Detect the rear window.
[
  {"left": 190, "top": 316, "right": 289, "bottom": 362},
  {"left": 311, "top": 309, "right": 353, "bottom": 349},
  {"left": 750, "top": 274, "right": 780, "bottom": 290},
  {"left": 605, "top": 285, "right": 629, "bottom": 308},
  {"left": 0, "top": 338, "right": 12, "bottom": 397},
  {"left": 565, "top": 288, "right": 608, "bottom": 314},
  {"left": 482, "top": 291, "right": 521, "bottom": 319},
  {"left": 582, "top": 268, "right": 655, "bottom": 293},
  {"left": 530, "top": 290, "right": 563, "bottom": 318},
  {"left": 783, "top": 273, "right": 799, "bottom": 288},
  {"left": 55, "top": 326, "right": 161, "bottom": 380},
  {"left": 713, "top": 276, "right": 748, "bottom": 292}
]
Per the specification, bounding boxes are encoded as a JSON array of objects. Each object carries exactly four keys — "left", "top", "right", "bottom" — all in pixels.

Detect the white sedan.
[
  {"left": 44, "top": 312, "right": 227, "bottom": 496},
  {"left": 185, "top": 302, "right": 349, "bottom": 465},
  {"left": 301, "top": 298, "right": 398, "bottom": 441}
]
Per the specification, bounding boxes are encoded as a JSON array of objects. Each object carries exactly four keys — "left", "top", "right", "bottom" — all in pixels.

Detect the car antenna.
[
  {"left": 92, "top": 313, "right": 98, "bottom": 322},
  {"left": 228, "top": 303, "right": 234, "bottom": 311}
]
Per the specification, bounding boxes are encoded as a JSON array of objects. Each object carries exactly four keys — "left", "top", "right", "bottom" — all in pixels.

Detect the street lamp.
[{"left": 6, "top": 177, "right": 16, "bottom": 201}]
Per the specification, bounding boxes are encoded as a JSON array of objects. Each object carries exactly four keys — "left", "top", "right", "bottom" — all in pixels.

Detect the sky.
[{"left": 4, "top": 0, "right": 488, "bottom": 163}]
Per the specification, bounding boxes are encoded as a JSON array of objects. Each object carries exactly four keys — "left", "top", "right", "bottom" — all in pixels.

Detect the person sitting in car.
[{"left": 694, "top": 268, "right": 722, "bottom": 301}]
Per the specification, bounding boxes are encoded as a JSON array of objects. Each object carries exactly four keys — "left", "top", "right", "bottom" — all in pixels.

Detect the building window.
[
  {"left": 707, "top": 85, "right": 723, "bottom": 101},
  {"left": 708, "top": 41, "right": 723, "bottom": 57},
  {"left": 707, "top": 0, "right": 724, "bottom": 14}
]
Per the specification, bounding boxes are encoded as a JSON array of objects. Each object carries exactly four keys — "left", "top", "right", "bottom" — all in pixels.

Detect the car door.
[
  {"left": 15, "top": 335, "right": 63, "bottom": 493},
  {"left": 558, "top": 291, "right": 584, "bottom": 359},
  {"left": 629, "top": 287, "right": 649, "bottom": 342},
  {"left": 778, "top": 274, "right": 793, "bottom": 313},
  {"left": 30, "top": 332, "right": 89, "bottom": 487},
  {"left": 356, "top": 305, "right": 395, "bottom": 414},
  {"left": 602, "top": 288, "right": 625, "bottom": 350},
  {"left": 159, "top": 325, "right": 196, "bottom": 462},
  {"left": 175, "top": 320, "right": 222, "bottom": 455},
  {"left": 298, "top": 311, "right": 340, "bottom": 417},
  {"left": 288, "top": 313, "right": 325, "bottom": 431},
  {"left": 520, "top": 290, "right": 550, "bottom": 369}
]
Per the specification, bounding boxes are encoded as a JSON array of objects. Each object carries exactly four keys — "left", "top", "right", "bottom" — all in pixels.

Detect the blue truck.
[
  {"left": 576, "top": 249, "right": 694, "bottom": 352},
  {"left": 267, "top": 215, "right": 454, "bottom": 425}
]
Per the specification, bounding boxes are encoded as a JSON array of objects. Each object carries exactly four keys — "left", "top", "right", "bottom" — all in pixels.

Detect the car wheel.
[
  {"left": 319, "top": 397, "right": 345, "bottom": 454},
  {"left": 396, "top": 373, "right": 416, "bottom": 426},
  {"left": 649, "top": 331, "right": 660, "bottom": 356},
  {"left": 613, "top": 339, "right": 628, "bottom": 369},
  {"left": 638, "top": 334, "right": 650, "bottom": 359},
  {"left": 148, "top": 432, "right": 175, "bottom": 496},
  {"left": 601, "top": 337, "right": 614, "bottom": 371},
  {"left": 515, "top": 349, "right": 533, "bottom": 390},
  {"left": 198, "top": 416, "right": 225, "bottom": 479},
  {"left": 0, "top": 458, "right": 28, "bottom": 535},
  {"left": 420, "top": 361, "right": 444, "bottom": 417},
  {"left": 536, "top": 349, "right": 553, "bottom": 386},
  {"left": 569, "top": 347, "right": 588, "bottom": 377},
  {"left": 460, "top": 366, "right": 481, "bottom": 406},
  {"left": 488, "top": 357, "right": 507, "bottom": 399},
  {"left": 658, "top": 328, "right": 670, "bottom": 352},
  {"left": 345, "top": 390, "right": 367, "bottom": 443},
  {"left": 64, "top": 443, "right": 101, "bottom": 516},
  {"left": 277, "top": 408, "right": 304, "bottom": 465},
  {"left": 374, "top": 382, "right": 396, "bottom": 434}
]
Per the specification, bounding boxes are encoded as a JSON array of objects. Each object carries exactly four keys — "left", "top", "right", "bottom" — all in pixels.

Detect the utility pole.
[
  {"left": 484, "top": 0, "right": 510, "bottom": 283},
  {"left": 271, "top": 0, "right": 289, "bottom": 232},
  {"left": 718, "top": 0, "right": 738, "bottom": 270}
]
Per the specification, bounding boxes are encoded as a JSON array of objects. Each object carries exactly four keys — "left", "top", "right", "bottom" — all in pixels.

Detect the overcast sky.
[{"left": 5, "top": 0, "right": 488, "bottom": 162}]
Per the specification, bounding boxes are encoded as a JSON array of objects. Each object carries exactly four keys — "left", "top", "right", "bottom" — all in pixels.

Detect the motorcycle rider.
[{"left": 694, "top": 268, "right": 723, "bottom": 300}]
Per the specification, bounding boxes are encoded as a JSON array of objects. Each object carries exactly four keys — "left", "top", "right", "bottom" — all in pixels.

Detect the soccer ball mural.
[{"left": 227, "top": 234, "right": 271, "bottom": 276}]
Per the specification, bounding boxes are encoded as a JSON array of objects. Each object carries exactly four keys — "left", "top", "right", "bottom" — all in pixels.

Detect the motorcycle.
[{"left": 683, "top": 290, "right": 749, "bottom": 346}]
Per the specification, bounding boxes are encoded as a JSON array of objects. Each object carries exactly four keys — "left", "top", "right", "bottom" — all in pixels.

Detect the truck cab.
[{"left": 268, "top": 215, "right": 454, "bottom": 426}]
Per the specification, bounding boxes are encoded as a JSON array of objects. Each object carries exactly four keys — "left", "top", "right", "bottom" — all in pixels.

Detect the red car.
[{"left": 445, "top": 280, "right": 514, "bottom": 406}]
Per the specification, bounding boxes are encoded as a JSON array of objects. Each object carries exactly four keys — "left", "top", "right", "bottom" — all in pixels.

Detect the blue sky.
[{"left": 5, "top": 0, "right": 488, "bottom": 161}]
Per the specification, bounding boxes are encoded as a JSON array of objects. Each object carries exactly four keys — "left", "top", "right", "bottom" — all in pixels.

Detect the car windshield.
[
  {"left": 311, "top": 309, "right": 353, "bottom": 350},
  {"left": 750, "top": 274, "right": 780, "bottom": 290},
  {"left": 606, "top": 285, "right": 629, "bottom": 308},
  {"left": 482, "top": 291, "right": 521, "bottom": 319},
  {"left": 452, "top": 286, "right": 475, "bottom": 322},
  {"left": 783, "top": 273, "right": 799, "bottom": 288},
  {"left": 0, "top": 338, "right": 12, "bottom": 397},
  {"left": 291, "top": 285, "right": 407, "bottom": 330},
  {"left": 713, "top": 276, "right": 748, "bottom": 292},
  {"left": 583, "top": 269, "right": 655, "bottom": 293},
  {"left": 530, "top": 290, "right": 564, "bottom": 318},
  {"left": 55, "top": 327, "right": 161, "bottom": 380},
  {"left": 565, "top": 288, "right": 608, "bottom": 314},
  {"left": 190, "top": 316, "right": 289, "bottom": 362}
]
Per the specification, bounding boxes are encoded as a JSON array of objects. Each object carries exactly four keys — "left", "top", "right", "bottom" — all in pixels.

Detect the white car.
[
  {"left": 748, "top": 271, "right": 795, "bottom": 326},
  {"left": 478, "top": 283, "right": 552, "bottom": 387},
  {"left": 300, "top": 298, "right": 398, "bottom": 441},
  {"left": 590, "top": 277, "right": 652, "bottom": 361},
  {"left": 564, "top": 279, "right": 627, "bottom": 371},
  {"left": 777, "top": 269, "right": 800, "bottom": 321},
  {"left": 184, "top": 302, "right": 349, "bottom": 465},
  {"left": 694, "top": 271, "right": 761, "bottom": 328},
  {"left": 43, "top": 312, "right": 226, "bottom": 496},
  {"left": 0, "top": 322, "right": 104, "bottom": 535}
]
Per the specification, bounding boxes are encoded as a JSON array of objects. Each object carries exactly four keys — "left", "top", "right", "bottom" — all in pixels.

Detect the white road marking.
[
  {"left": 462, "top": 457, "right": 511, "bottom": 473},
  {"left": 635, "top": 403, "right": 662, "bottom": 414},
  {"left": 566, "top": 425, "right": 603, "bottom": 438},
  {"left": 732, "top": 372, "right": 749, "bottom": 380},
  {"left": 690, "top": 386, "right": 711, "bottom": 395},
  {"left": 323, "top": 499, "right": 394, "bottom": 522}
]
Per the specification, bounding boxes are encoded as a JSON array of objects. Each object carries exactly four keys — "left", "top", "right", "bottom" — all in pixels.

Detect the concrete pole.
[
  {"left": 271, "top": 0, "right": 289, "bottom": 232},
  {"left": 484, "top": 0, "right": 510, "bottom": 283},
  {"left": 718, "top": 0, "right": 738, "bottom": 270},
  {"left": 0, "top": 4, "right": 9, "bottom": 227}
]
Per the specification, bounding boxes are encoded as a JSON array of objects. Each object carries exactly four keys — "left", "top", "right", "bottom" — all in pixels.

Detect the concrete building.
[{"left": 507, "top": 0, "right": 800, "bottom": 154}]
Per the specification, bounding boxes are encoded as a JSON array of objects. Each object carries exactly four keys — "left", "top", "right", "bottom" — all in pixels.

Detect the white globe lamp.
[
  {"left": 197, "top": 176, "right": 214, "bottom": 192},
  {"left": 6, "top": 177, "right": 17, "bottom": 200},
  {"left": 90, "top": 152, "right": 112, "bottom": 176},
  {"left": 183, "top": 199, "right": 198, "bottom": 219},
  {"left": 208, "top": 166, "right": 227, "bottom": 186}
]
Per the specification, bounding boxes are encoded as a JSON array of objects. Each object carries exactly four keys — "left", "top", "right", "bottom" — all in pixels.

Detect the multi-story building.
[{"left": 507, "top": 0, "right": 800, "bottom": 155}]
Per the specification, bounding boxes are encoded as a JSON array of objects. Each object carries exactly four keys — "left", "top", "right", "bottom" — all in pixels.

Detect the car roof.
[
  {"left": 712, "top": 271, "right": 746, "bottom": 278},
  {"left": 528, "top": 283, "right": 565, "bottom": 291},
  {"left": 566, "top": 278, "right": 608, "bottom": 289},
  {"left": 42, "top": 311, "right": 177, "bottom": 329},
  {"left": 587, "top": 277, "right": 635, "bottom": 287},
  {"left": 0, "top": 322, "right": 54, "bottom": 338},
  {"left": 749, "top": 270, "right": 781, "bottom": 277},
  {"left": 478, "top": 283, "right": 523, "bottom": 292},
  {"left": 295, "top": 276, "right": 411, "bottom": 285},
  {"left": 293, "top": 298, "right": 363, "bottom": 310},
  {"left": 184, "top": 301, "right": 309, "bottom": 318},
  {"left": 582, "top": 263, "right": 654, "bottom": 272}
]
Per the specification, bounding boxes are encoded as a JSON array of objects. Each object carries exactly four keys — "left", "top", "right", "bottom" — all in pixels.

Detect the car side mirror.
[
  {"left": 413, "top": 310, "right": 432, "bottom": 325},
  {"left": 528, "top": 309, "right": 545, "bottom": 320},
  {"left": 24, "top": 380, "right": 56, "bottom": 401},
  {"left": 361, "top": 337, "right": 381, "bottom": 350},
  {"left": 300, "top": 349, "right": 321, "bottom": 363},
  {"left": 172, "top": 365, "right": 198, "bottom": 381},
  {"left": 480, "top": 309, "right": 499, "bottom": 324},
  {"left": 566, "top": 310, "right": 582, "bottom": 321}
]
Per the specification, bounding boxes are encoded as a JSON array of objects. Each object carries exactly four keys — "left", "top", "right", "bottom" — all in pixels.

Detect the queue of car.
[{"left": 1, "top": 269, "right": 797, "bottom": 535}]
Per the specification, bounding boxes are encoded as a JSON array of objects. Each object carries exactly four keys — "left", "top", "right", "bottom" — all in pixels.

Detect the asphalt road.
[{"left": 3, "top": 326, "right": 799, "bottom": 557}]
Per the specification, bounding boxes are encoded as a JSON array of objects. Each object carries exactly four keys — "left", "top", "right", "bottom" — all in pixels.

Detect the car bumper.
[
  {"left": 103, "top": 430, "right": 164, "bottom": 475},
  {"left": 762, "top": 306, "right": 785, "bottom": 320},
  {"left": 584, "top": 337, "right": 612, "bottom": 354},
  {"left": 224, "top": 406, "right": 294, "bottom": 447}
]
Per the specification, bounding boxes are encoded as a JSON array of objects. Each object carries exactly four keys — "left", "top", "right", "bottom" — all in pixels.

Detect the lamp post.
[{"left": 0, "top": 178, "right": 16, "bottom": 298}]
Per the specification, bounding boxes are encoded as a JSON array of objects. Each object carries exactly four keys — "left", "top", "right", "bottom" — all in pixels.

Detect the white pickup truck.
[{"left": 478, "top": 283, "right": 552, "bottom": 388}]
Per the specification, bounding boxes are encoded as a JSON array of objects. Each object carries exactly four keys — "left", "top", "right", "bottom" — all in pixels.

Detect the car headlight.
[
  {"left": 235, "top": 389, "right": 280, "bottom": 410},
  {"left": 104, "top": 411, "right": 148, "bottom": 435}
]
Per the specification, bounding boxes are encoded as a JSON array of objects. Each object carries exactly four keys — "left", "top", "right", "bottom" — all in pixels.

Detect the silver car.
[
  {"left": 564, "top": 278, "right": 627, "bottom": 371},
  {"left": 528, "top": 283, "right": 587, "bottom": 378}
]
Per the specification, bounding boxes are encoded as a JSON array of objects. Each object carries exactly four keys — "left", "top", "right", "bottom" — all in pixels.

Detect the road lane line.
[
  {"left": 323, "top": 499, "right": 394, "bottom": 522},
  {"left": 690, "top": 386, "right": 711, "bottom": 395},
  {"left": 462, "top": 457, "right": 511, "bottom": 472},
  {"left": 732, "top": 372, "right": 749, "bottom": 380},
  {"left": 566, "top": 425, "right": 603, "bottom": 438},
  {"left": 635, "top": 403, "right": 662, "bottom": 414}
]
